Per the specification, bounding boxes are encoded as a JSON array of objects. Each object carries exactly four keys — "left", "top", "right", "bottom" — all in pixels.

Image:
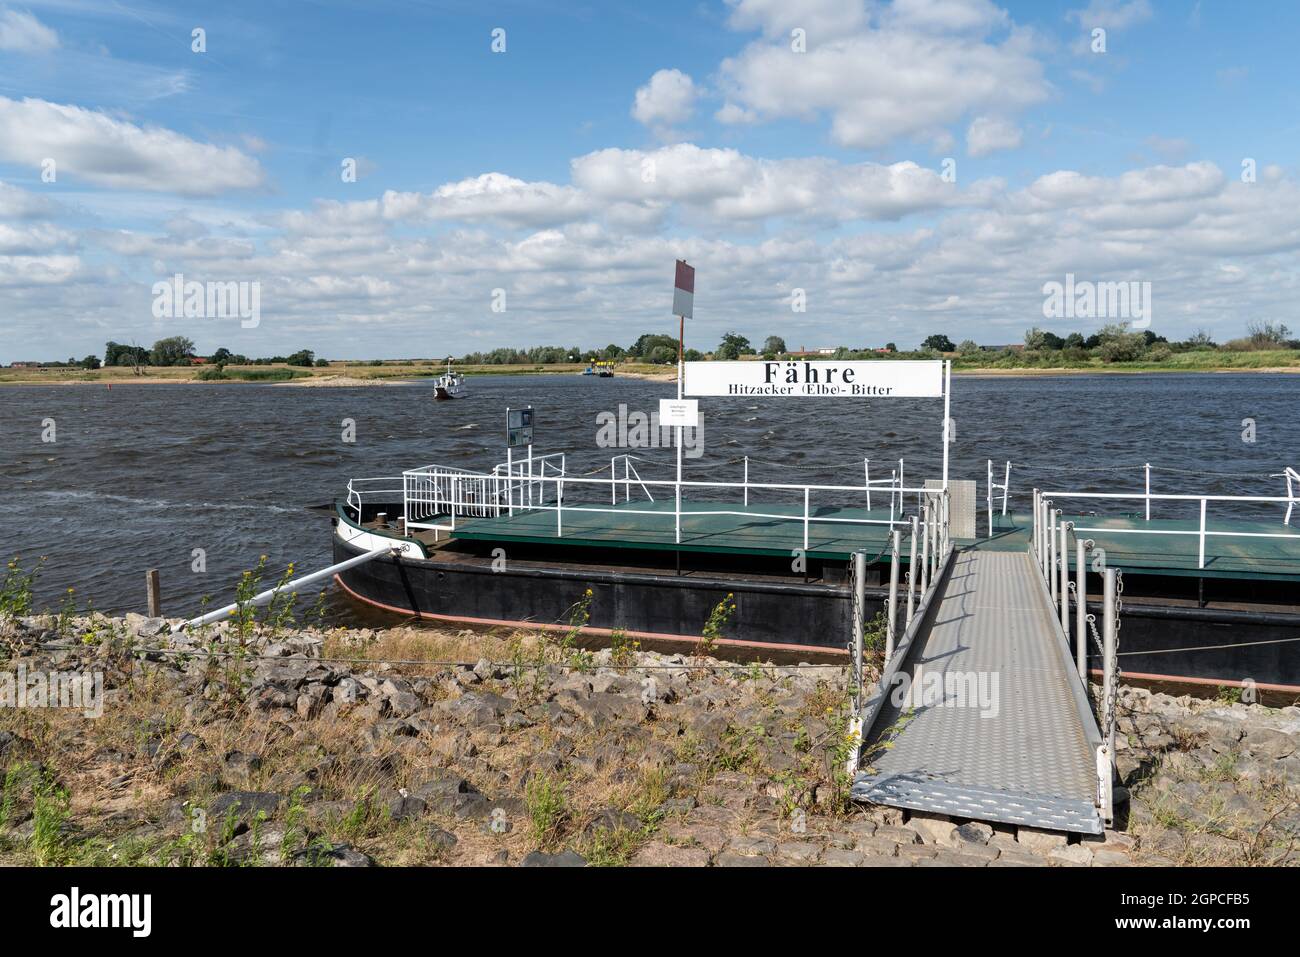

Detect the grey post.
[
  {"left": 906, "top": 515, "right": 918, "bottom": 625},
  {"left": 146, "top": 568, "right": 161, "bottom": 618},
  {"left": 919, "top": 503, "right": 931, "bottom": 594},
  {"left": 1075, "top": 537, "right": 1089, "bottom": 680},
  {"left": 1031, "top": 488, "right": 1040, "bottom": 560},
  {"left": 886, "top": 530, "right": 900, "bottom": 663},
  {"left": 1048, "top": 507, "right": 1058, "bottom": 605},
  {"left": 1102, "top": 567, "right": 1118, "bottom": 762},
  {"left": 852, "top": 550, "right": 865, "bottom": 712},
  {"left": 1059, "top": 519, "right": 1070, "bottom": 635}
]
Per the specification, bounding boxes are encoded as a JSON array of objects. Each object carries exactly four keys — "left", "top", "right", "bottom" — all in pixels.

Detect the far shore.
[{"left": 3, "top": 356, "right": 1299, "bottom": 386}]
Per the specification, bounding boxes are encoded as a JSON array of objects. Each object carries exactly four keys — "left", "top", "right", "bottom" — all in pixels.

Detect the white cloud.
[
  {"left": 0, "top": 8, "right": 58, "bottom": 53},
  {"left": 1066, "top": 0, "right": 1153, "bottom": 30},
  {"left": 0, "top": 179, "right": 56, "bottom": 218},
  {"left": 966, "top": 115, "right": 1022, "bottom": 156},
  {"left": 0, "top": 96, "right": 265, "bottom": 196},
  {"left": 631, "top": 69, "right": 698, "bottom": 129},
  {"left": 717, "top": 0, "right": 1049, "bottom": 150}
]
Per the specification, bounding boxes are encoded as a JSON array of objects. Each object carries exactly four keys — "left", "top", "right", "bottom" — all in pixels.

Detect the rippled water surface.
[{"left": 3, "top": 373, "right": 1296, "bottom": 619}]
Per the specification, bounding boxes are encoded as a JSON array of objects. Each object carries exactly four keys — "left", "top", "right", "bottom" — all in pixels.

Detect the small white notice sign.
[{"left": 659, "top": 398, "right": 699, "bottom": 427}]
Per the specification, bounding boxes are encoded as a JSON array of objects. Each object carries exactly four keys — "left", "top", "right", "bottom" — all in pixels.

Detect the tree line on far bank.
[
  {"left": 460, "top": 322, "right": 1296, "bottom": 367},
  {"left": 99, "top": 338, "right": 325, "bottom": 373}
]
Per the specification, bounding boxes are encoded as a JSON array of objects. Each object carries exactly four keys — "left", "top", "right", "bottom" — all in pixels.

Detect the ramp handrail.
[
  {"left": 847, "top": 487, "right": 952, "bottom": 776},
  {"left": 1033, "top": 488, "right": 1119, "bottom": 825}
]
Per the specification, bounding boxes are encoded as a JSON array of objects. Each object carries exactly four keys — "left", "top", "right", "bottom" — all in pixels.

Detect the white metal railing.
[
  {"left": 847, "top": 486, "right": 952, "bottom": 776},
  {"left": 985, "top": 459, "right": 1011, "bottom": 535},
  {"left": 610, "top": 454, "right": 654, "bottom": 504},
  {"left": 1037, "top": 488, "right": 1300, "bottom": 570},
  {"left": 346, "top": 476, "right": 406, "bottom": 522},
  {"left": 403, "top": 462, "right": 506, "bottom": 527},
  {"left": 992, "top": 462, "right": 1299, "bottom": 530},
  {"left": 1030, "top": 490, "right": 1118, "bottom": 827},
  {"left": 492, "top": 452, "right": 566, "bottom": 512},
  {"left": 404, "top": 466, "right": 941, "bottom": 550}
]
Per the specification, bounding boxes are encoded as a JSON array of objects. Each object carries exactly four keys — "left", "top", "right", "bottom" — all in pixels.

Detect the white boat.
[{"left": 434, "top": 359, "right": 466, "bottom": 400}]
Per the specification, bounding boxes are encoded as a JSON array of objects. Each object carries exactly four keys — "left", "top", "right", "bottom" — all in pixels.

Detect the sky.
[{"left": 1, "top": 0, "right": 1298, "bottom": 362}]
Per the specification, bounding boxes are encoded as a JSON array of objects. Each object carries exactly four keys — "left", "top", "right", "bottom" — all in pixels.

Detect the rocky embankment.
[{"left": 0, "top": 614, "right": 1296, "bottom": 867}]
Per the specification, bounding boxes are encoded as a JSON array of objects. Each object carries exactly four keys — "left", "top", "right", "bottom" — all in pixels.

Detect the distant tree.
[
  {"left": 884, "top": 342, "right": 897, "bottom": 353},
  {"left": 629, "top": 333, "right": 677, "bottom": 358},
  {"left": 314, "top": 357, "right": 330, "bottom": 367},
  {"left": 683, "top": 348, "right": 703, "bottom": 362},
  {"left": 1064, "top": 332, "right": 1085, "bottom": 349},
  {"left": 921, "top": 334, "right": 955, "bottom": 352},
  {"left": 150, "top": 336, "right": 195, "bottom": 366},
  {"left": 1096, "top": 323, "right": 1146, "bottom": 362},
  {"left": 648, "top": 344, "right": 676, "bottom": 364},
  {"left": 210, "top": 347, "right": 233, "bottom": 365},
  {"left": 285, "top": 349, "right": 315, "bottom": 367},
  {"left": 956, "top": 339, "right": 980, "bottom": 356},
  {"left": 601, "top": 343, "right": 626, "bottom": 360},
  {"left": 715, "top": 332, "right": 752, "bottom": 360},
  {"left": 1247, "top": 321, "right": 1290, "bottom": 348},
  {"left": 80, "top": 355, "right": 101, "bottom": 370},
  {"left": 762, "top": 335, "right": 787, "bottom": 355},
  {"left": 1182, "top": 329, "right": 1216, "bottom": 349}
]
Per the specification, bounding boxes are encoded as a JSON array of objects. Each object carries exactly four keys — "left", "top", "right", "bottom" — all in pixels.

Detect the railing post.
[
  {"left": 1076, "top": 536, "right": 1088, "bottom": 680},
  {"left": 1102, "top": 567, "right": 1118, "bottom": 763},
  {"left": 1048, "top": 507, "right": 1058, "bottom": 603},
  {"left": 1031, "top": 488, "right": 1039, "bottom": 559},
  {"left": 1002, "top": 461, "right": 1011, "bottom": 515},
  {"left": 803, "top": 487, "right": 810, "bottom": 551},
  {"left": 919, "top": 503, "right": 931, "bottom": 594},
  {"left": 1059, "top": 519, "right": 1070, "bottom": 636},
  {"left": 557, "top": 476, "right": 564, "bottom": 535},
  {"left": 987, "top": 459, "right": 994, "bottom": 538},
  {"left": 743, "top": 456, "right": 749, "bottom": 508},
  {"left": 864, "top": 458, "right": 871, "bottom": 510},
  {"left": 1144, "top": 462, "right": 1151, "bottom": 523},
  {"left": 886, "top": 530, "right": 900, "bottom": 662},
  {"left": 611, "top": 456, "right": 617, "bottom": 505},
  {"left": 1198, "top": 497, "right": 1207, "bottom": 569},
  {"left": 852, "top": 550, "right": 865, "bottom": 712},
  {"left": 907, "top": 514, "right": 919, "bottom": 624}
]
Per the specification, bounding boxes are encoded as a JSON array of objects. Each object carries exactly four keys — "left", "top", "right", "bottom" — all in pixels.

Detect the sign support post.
[
  {"left": 671, "top": 260, "right": 694, "bottom": 546},
  {"left": 942, "top": 360, "right": 951, "bottom": 490}
]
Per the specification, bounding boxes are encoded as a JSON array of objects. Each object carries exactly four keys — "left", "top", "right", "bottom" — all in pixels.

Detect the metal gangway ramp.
[{"left": 851, "top": 547, "right": 1109, "bottom": 834}]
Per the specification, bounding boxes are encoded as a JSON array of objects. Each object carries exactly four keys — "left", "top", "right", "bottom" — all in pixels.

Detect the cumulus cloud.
[
  {"left": 631, "top": 69, "right": 698, "bottom": 130},
  {"left": 0, "top": 8, "right": 58, "bottom": 53},
  {"left": 0, "top": 96, "right": 265, "bottom": 196},
  {"left": 572, "top": 144, "right": 975, "bottom": 222},
  {"left": 717, "top": 0, "right": 1048, "bottom": 150},
  {"left": 1066, "top": 0, "right": 1153, "bottom": 30},
  {"left": 966, "top": 115, "right": 1022, "bottom": 156}
]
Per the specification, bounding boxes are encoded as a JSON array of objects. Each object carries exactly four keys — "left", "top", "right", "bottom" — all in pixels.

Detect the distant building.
[
  {"left": 787, "top": 346, "right": 839, "bottom": 357},
  {"left": 189, "top": 356, "right": 209, "bottom": 365},
  {"left": 9, "top": 361, "right": 42, "bottom": 368}
]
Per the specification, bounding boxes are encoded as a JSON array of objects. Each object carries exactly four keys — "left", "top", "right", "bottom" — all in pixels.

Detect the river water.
[{"left": 3, "top": 373, "right": 1296, "bottom": 620}]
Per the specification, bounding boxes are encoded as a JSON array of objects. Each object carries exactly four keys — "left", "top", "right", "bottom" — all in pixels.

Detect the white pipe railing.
[
  {"left": 1040, "top": 489, "right": 1300, "bottom": 570},
  {"left": 405, "top": 467, "right": 938, "bottom": 545}
]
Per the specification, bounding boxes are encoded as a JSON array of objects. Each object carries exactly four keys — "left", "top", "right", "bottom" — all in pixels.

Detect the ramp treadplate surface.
[{"left": 852, "top": 550, "right": 1103, "bottom": 834}]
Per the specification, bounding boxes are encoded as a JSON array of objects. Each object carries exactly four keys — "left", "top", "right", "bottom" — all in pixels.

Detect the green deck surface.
[
  {"left": 445, "top": 501, "right": 1300, "bottom": 579},
  {"left": 453, "top": 500, "right": 907, "bottom": 561}
]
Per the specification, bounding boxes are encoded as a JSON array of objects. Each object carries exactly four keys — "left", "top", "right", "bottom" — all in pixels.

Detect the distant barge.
[{"left": 332, "top": 450, "right": 1300, "bottom": 692}]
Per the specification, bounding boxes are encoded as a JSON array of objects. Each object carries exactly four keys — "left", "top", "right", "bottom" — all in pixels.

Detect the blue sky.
[{"left": 2, "top": 0, "right": 1299, "bottom": 361}]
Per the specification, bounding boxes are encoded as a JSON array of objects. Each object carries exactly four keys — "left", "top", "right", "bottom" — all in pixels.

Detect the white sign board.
[
  {"left": 684, "top": 360, "right": 944, "bottom": 398},
  {"left": 658, "top": 398, "right": 699, "bottom": 427}
]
